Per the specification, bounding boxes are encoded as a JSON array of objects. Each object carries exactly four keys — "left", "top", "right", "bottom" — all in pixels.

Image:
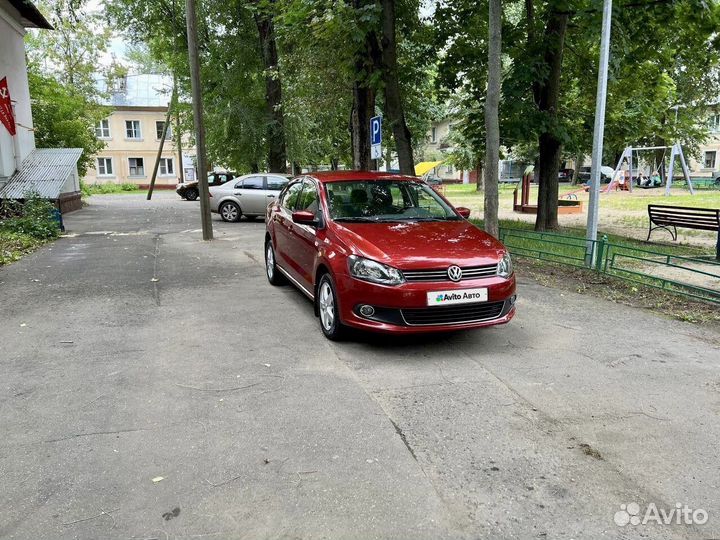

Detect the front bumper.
[{"left": 334, "top": 273, "right": 516, "bottom": 334}]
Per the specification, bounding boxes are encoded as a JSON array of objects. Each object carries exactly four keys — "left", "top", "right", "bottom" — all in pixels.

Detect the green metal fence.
[{"left": 498, "top": 227, "right": 720, "bottom": 305}]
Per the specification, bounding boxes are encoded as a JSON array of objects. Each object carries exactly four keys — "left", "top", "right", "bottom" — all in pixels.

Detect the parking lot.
[{"left": 1, "top": 192, "right": 719, "bottom": 539}]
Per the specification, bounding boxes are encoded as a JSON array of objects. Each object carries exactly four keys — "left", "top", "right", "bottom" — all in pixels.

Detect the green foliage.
[
  {"left": 26, "top": 0, "right": 112, "bottom": 98},
  {"left": 27, "top": 69, "right": 108, "bottom": 177},
  {"left": 81, "top": 182, "right": 140, "bottom": 195},
  {"left": 435, "top": 0, "right": 720, "bottom": 170},
  {"left": 0, "top": 195, "right": 60, "bottom": 265},
  {"left": 0, "top": 195, "right": 61, "bottom": 243}
]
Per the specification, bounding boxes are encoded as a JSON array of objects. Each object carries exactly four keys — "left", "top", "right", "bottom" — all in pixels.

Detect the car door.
[
  {"left": 273, "top": 180, "right": 304, "bottom": 271},
  {"left": 264, "top": 175, "right": 289, "bottom": 209},
  {"left": 286, "top": 178, "right": 321, "bottom": 290},
  {"left": 236, "top": 175, "right": 265, "bottom": 214}
]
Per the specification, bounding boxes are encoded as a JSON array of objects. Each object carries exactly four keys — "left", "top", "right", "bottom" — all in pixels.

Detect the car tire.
[
  {"left": 185, "top": 188, "right": 199, "bottom": 201},
  {"left": 265, "top": 240, "right": 286, "bottom": 286},
  {"left": 220, "top": 201, "right": 242, "bottom": 222},
  {"left": 317, "top": 273, "right": 345, "bottom": 341}
]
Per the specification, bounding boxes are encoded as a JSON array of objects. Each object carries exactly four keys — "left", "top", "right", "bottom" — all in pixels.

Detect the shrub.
[
  {"left": 0, "top": 195, "right": 61, "bottom": 240},
  {"left": 81, "top": 182, "right": 140, "bottom": 195}
]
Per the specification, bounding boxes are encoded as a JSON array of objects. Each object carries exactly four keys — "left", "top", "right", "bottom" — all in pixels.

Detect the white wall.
[{"left": 0, "top": 1, "right": 36, "bottom": 179}]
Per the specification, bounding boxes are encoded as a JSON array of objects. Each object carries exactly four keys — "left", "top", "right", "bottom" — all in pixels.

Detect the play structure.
[
  {"left": 513, "top": 166, "right": 583, "bottom": 215},
  {"left": 609, "top": 144, "right": 694, "bottom": 195}
]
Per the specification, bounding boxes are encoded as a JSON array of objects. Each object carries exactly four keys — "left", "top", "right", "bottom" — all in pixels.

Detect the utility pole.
[
  {"left": 147, "top": 87, "right": 175, "bottom": 201},
  {"left": 186, "top": 0, "right": 213, "bottom": 240},
  {"left": 174, "top": 74, "right": 184, "bottom": 185},
  {"left": 585, "top": 0, "right": 612, "bottom": 266}
]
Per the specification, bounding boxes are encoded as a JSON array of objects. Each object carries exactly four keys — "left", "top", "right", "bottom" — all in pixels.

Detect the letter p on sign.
[{"left": 370, "top": 116, "right": 382, "bottom": 146}]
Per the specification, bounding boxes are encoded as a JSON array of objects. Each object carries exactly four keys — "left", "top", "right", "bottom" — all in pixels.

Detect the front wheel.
[
  {"left": 265, "top": 240, "right": 286, "bottom": 286},
  {"left": 317, "top": 273, "right": 345, "bottom": 341},
  {"left": 220, "top": 201, "right": 242, "bottom": 222},
  {"left": 185, "top": 187, "right": 199, "bottom": 201}
]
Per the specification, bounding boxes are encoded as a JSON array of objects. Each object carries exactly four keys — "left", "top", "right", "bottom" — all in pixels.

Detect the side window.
[
  {"left": 242, "top": 176, "right": 264, "bottom": 189},
  {"left": 281, "top": 181, "right": 304, "bottom": 209},
  {"left": 267, "top": 176, "right": 289, "bottom": 191},
  {"left": 298, "top": 180, "right": 319, "bottom": 216}
]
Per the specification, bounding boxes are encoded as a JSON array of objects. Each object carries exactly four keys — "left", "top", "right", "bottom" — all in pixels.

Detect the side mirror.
[
  {"left": 292, "top": 210, "right": 318, "bottom": 226},
  {"left": 456, "top": 207, "right": 471, "bottom": 219}
]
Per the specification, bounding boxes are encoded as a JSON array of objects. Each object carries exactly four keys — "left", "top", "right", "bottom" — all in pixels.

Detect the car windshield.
[{"left": 325, "top": 180, "right": 460, "bottom": 222}]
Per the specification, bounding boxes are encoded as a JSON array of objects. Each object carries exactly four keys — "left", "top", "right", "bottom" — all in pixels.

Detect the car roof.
[{"left": 305, "top": 170, "right": 419, "bottom": 183}]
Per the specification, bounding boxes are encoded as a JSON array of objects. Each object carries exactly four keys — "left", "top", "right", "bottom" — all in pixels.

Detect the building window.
[
  {"left": 704, "top": 151, "right": 717, "bottom": 169},
  {"left": 95, "top": 119, "right": 110, "bottom": 139},
  {"left": 430, "top": 127, "right": 437, "bottom": 143},
  {"left": 708, "top": 114, "right": 720, "bottom": 133},
  {"left": 96, "top": 157, "right": 113, "bottom": 176},
  {"left": 156, "top": 121, "right": 172, "bottom": 140},
  {"left": 128, "top": 157, "right": 145, "bottom": 176},
  {"left": 125, "top": 120, "right": 142, "bottom": 140},
  {"left": 159, "top": 158, "right": 174, "bottom": 176}
]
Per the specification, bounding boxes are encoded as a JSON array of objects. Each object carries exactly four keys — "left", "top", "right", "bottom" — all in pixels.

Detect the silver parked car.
[{"left": 210, "top": 173, "right": 292, "bottom": 222}]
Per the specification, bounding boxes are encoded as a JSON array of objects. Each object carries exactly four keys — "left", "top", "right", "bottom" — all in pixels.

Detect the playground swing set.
[
  {"left": 607, "top": 143, "right": 695, "bottom": 195},
  {"left": 513, "top": 143, "right": 695, "bottom": 215}
]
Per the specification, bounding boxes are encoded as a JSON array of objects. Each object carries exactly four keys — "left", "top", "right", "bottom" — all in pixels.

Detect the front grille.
[
  {"left": 403, "top": 264, "right": 498, "bottom": 282},
  {"left": 401, "top": 301, "right": 505, "bottom": 326}
]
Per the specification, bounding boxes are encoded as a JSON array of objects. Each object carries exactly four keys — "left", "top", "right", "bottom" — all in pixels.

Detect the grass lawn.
[{"left": 442, "top": 182, "right": 720, "bottom": 257}]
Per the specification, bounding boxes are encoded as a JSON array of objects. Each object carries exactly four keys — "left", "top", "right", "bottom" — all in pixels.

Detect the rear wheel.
[
  {"left": 220, "top": 201, "right": 242, "bottom": 222},
  {"left": 317, "top": 273, "right": 345, "bottom": 341},
  {"left": 185, "top": 187, "right": 199, "bottom": 201},
  {"left": 265, "top": 240, "right": 286, "bottom": 285}
]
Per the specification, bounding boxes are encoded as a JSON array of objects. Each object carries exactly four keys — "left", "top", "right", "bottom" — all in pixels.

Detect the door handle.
[{"left": 266, "top": 194, "right": 275, "bottom": 198}]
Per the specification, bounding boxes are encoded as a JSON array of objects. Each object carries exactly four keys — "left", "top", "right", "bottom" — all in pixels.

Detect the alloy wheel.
[
  {"left": 221, "top": 203, "right": 239, "bottom": 222},
  {"left": 318, "top": 281, "right": 335, "bottom": 331},
  {"left": 266, "top": 243, "right": 274, "bottom": 280}
]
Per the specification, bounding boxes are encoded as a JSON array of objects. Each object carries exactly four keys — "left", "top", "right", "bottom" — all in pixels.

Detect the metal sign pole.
[{"left": 585, "top": 0, "right": 613, "bottom": 267}]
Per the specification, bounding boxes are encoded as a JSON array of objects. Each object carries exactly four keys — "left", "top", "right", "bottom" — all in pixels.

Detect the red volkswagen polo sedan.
[{"left": 264, "top": 171, "right": 516, "bottom": 339}]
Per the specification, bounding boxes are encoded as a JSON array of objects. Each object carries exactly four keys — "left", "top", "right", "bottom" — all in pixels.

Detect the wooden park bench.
[{"left": 647, "top": 204, "right": 720, "bottom": 260}]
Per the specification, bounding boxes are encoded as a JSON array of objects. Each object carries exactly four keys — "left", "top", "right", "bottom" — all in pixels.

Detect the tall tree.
[
  {"left": 377, "top": 0, "right": 414, "bottom": 174},
  {"left": 530, "top": 2, "right": 568, "bottom": 231},
  {"left": 26, "top": 0, "right": 111, "bottom": 98},
  {"left": 254, "top": 2, "right": 287, "bottom": 173},
  {"left": 484, "top": 0, "right": 501, "bottom": 237}
]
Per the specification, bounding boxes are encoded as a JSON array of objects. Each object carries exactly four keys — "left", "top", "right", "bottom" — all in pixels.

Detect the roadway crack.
[
  {"left": 151, "top": 234, "right": 161, "bottom": 306},
  {"left": 388, "top": 418, "right": 418, "bottom": 461}
]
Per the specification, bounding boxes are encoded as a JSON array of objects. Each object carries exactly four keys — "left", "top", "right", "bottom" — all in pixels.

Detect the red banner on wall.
[{"left": 0, "top": 77, "right": 17, "bottom": 136}]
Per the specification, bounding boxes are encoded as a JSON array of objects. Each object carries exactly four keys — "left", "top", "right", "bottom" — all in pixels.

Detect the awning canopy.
[
  {"left": 0, "top": 148, "right": 82, "bottom": 199},
  {"left": 415, "top": 161, "right": 444, "bottom": 176}
]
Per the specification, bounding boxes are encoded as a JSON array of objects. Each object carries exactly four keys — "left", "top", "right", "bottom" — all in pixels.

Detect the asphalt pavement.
[{"left": 1, "top": 192, "right": 719, "bottom": 540}]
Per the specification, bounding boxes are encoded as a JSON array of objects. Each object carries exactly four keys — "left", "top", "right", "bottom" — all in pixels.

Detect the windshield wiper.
[
  {"left": 333, "top": 216, "right": 377, "bottom": 222},
  {"left": 402, "top": 216, "right": 460, "bottom": 222}
]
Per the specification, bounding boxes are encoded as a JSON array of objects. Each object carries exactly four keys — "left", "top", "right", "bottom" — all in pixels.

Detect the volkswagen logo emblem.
[{"left": 447, "top": 265, "right": 463, "bottom": 282}]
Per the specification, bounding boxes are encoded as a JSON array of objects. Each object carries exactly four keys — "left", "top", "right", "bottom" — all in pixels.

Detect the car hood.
[{"left": 332, "top": 220, "right": 506, "bottom": 268}]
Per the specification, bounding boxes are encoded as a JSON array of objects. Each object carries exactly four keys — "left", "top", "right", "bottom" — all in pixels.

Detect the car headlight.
[
  {"left": 348, "top": 255, "right": 405, "bottom": 286},
  {"left": 497, "top": 252, "right": 513, "bottom": 278}
]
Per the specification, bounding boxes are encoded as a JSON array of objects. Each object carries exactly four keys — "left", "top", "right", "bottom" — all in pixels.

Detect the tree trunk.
[
  {"left": 378, "top": 0, "right": 414, "bottom": 175},
  {"left": 350, "top": 81, "right": 374, "bottom": 170},
  {"left": 254, "top": 7, "right": 287, "bottom": 173},
  {"left": 535, "top": 132, "right": 563, "bottom": 230},
  {"left": 475, "top": 159, "right": 484, "bottom": 191},
  {"left": 532, "top": 6, "right": 568, "bottom": 231},
  {"left": 572, "top": 153, "right": 583, "bottom": 184},
  {"left": 483, "top": 0, "right": 501, "bottom": 238}
]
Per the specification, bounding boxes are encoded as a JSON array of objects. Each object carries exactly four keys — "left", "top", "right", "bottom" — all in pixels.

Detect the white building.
[{"left": 0, "top": 0, "right": 82, "bottom": 212}]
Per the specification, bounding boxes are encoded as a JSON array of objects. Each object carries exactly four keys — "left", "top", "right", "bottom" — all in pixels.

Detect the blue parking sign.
[{"left": 370, "top": 116, "right": 382, "bottom": 146}]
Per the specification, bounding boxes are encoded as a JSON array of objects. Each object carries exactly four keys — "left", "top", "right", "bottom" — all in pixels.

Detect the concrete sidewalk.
[{"left": 1, "top": 193, "right": 719, "bottom": 539}]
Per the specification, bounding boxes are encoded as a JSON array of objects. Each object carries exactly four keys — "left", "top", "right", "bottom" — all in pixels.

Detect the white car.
[{"left": 210, "top": 173, "right": 292, "bottom": 222}]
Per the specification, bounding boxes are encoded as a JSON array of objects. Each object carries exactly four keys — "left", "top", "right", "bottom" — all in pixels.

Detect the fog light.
[
  {"left": 359, "top": 305, "right": 375, "bottom": 318},
  {"left": 510, "top": 295, "right": 517, "bottom": 305}
]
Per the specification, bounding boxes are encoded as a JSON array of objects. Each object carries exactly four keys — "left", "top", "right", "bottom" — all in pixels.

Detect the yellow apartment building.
[{"left": 85, "top": 74, "right": 193, "bottom": 188}]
